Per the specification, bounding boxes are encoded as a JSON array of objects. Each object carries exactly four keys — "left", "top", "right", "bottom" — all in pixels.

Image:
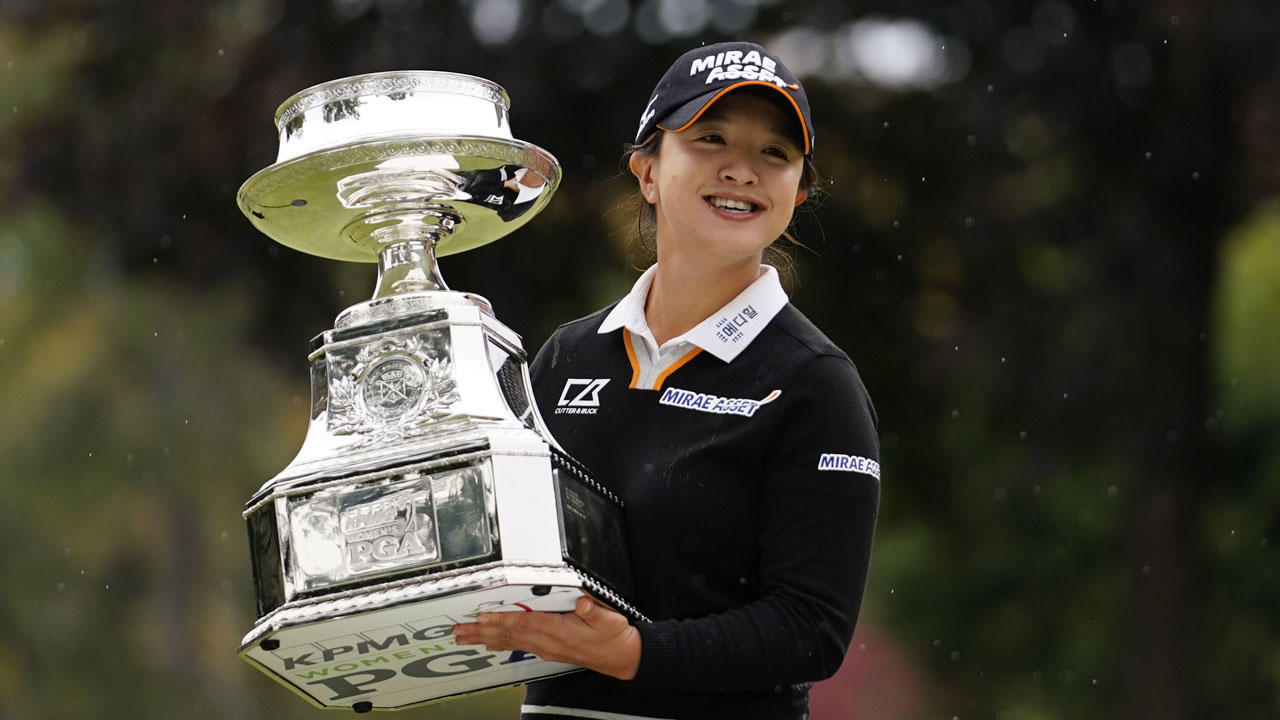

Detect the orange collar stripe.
[
  {"left": 623, "top": 330, "right": 642, "bottom": 389},
  {"left": 654, "top": 347, "right": 703, "bottom": 391}
]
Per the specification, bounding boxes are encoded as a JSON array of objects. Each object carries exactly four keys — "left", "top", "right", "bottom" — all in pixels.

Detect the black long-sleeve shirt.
[{"left": 524, "top": 302, "right": 880, "bottom": 720}]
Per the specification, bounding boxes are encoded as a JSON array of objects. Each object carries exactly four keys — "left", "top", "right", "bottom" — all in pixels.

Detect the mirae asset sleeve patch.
[{"left": 817, "top": 453, "right": 881, "bottom": 480}]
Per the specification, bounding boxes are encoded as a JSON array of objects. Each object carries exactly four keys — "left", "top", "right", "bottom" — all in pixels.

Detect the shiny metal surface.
[
  {"left": 284, "top": 461, "right": 492, "bottom": 595},
  {"left": 274, "top": 71, "right": 512, "bottom": 162},
  {"left": 238, "top": 71, "right": 638, "bottom": 711},
  {"left": 239, "top": 71, "right": 558, "bottom": 267}
]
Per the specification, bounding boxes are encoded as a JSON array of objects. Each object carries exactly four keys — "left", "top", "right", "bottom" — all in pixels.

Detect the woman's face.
[{"left": 629, "top": 91, "right": 807, "bottom": 272}]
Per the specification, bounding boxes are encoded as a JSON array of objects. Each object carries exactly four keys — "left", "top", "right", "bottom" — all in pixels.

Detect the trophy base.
[{"left": 240, "top": 562, "right": 601, "bottom": 712}]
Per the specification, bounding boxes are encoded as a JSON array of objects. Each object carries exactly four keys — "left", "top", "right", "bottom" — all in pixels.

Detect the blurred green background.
[{"left": 2, "top": 1, "right": 1279, "bottom": 718}]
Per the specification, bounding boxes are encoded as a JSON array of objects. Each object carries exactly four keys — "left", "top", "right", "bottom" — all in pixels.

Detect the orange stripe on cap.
[
  {"left": 653, "top": 347, "right": 703, "bottom": 391},
  {"left": 623, "top": 330, "right": 642, "bottom": 389},
  {"left": 656, "top": 80, "right": 811, "bottom": 156}
]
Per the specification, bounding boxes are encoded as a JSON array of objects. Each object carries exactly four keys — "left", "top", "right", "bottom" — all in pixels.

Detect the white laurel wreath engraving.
[
  {"left": 326, "top": 333, "right": 460, "bottom": 448},
  {"left": 276, "top": 74, "right": 507, "bottom": 129}
]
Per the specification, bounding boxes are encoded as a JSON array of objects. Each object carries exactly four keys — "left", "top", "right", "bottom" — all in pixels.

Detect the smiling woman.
[{"left": 451, "top": 41, "right": 881, "bottom": 720}]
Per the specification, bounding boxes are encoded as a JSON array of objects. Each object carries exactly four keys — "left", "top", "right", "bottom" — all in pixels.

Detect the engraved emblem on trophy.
[{"left": 236, "top": 71, "right": 642, "bottom": 712}]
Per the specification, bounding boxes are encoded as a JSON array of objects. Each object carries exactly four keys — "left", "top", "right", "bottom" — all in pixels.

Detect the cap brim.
[{"left": 655, "top": 80, "right": 811, "bottom": 156}]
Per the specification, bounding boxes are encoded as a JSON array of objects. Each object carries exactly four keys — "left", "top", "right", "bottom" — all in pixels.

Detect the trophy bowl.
[{"left": 236, "top": 71, "right": 642, "bottom": 713}]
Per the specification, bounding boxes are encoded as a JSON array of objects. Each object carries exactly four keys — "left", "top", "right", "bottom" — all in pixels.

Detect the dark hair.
[{"left": 621, "top": 129, "right": 822, "bottom": 272}]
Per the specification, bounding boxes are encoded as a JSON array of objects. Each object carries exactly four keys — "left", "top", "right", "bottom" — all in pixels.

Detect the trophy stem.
[{"left": 373, "top": 238, "right": 449, "bottom": 298}]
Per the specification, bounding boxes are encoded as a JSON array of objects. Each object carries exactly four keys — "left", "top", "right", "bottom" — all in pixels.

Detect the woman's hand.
[{"left": 451, "top": 595, "right": 641, "bottom": 681}]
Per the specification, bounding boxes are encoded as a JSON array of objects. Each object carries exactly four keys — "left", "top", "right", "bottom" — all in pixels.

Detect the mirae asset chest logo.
[
  {"left": 556, "top": 378, "right": 610, "bottom": 415},
  {"left": 659, "top": 387, "right": 781, "bottom": 417}
]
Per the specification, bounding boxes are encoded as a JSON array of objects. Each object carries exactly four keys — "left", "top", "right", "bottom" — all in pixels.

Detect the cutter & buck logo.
[{"left": 556, "top": 378, "right": 610, "bottom": 415}]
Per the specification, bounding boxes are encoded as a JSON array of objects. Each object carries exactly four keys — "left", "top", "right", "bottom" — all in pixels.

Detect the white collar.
[{"left": 597, "top": 264, "right": 789, "bottom": 362}]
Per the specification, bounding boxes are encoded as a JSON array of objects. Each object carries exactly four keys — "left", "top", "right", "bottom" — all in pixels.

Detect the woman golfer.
[{"left": 454, "top": 41, "right": 881, "bottom": 720}]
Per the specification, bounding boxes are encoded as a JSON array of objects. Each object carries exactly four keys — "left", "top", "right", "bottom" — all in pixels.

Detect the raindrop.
[
  {"left": 966, "top": 134, "right": 977, "bottom": 146},
  {"left": 892, "top": 220, "right": 900, "bottom": 228},
  {"left": 883, "top": 121, "right": 890, "bottom": 129},
  {"left": 1019, "top": 431, "right": 1028, "bottom": 440},
  {"left": 1142, "top": 565, "right": 1151, "bottom": 574},
  {"left": 1000, "top": 356, "right": 1007, "bottom": 362},
  {"left": 1107, "top": 485, "right": 1119, "bottom": 497},
  {"left": 217, "top": 48, "right": 225, "bottom": 57},
  {"left": 221, "top": 531, "right": 229, "bottom": 540},
  {"left": 994, "top": 486, "right": 1008, "bottom": 500},
  {"left": 933, "top": 639, "right": 941, "bottom": 646},
  {"left": 950, "top": 409, "right": 960, "bottom": 418},
  {"left": 1144, "top": 151, "right": 1152, "bottom": 159},
  {"left": 896, "top": 254, "right": 903, "bottom": 261},
  {"left": 1192, "top": 171, "right": 1200, "bottom": 180},
  {"left": 1062, "top": 392, "right": 1069, "bottom": 399},
  {"left": 964, "top": 216, "right": 975, "bottom": 227},
  {"left": 987, "top": 84, "right": 995, "bottom": 92},
  {"left": 859, "top": 643, "right": 867, "bottom": 651},
  {"left": 950, "top": 650, "right": 961, "bottom": 660},
  {"left": 57, "top": 583, "right": 66, "bottom": 591}
]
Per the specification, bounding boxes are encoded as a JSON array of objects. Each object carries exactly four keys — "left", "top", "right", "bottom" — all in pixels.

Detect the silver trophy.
[{"left": 237, "top": 71, "right": 642, "bottom": 713}]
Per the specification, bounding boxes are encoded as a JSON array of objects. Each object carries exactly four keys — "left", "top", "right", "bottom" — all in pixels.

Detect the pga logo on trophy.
[{"left": 236, "top": 71, "right": 642, "bottom": 712}]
